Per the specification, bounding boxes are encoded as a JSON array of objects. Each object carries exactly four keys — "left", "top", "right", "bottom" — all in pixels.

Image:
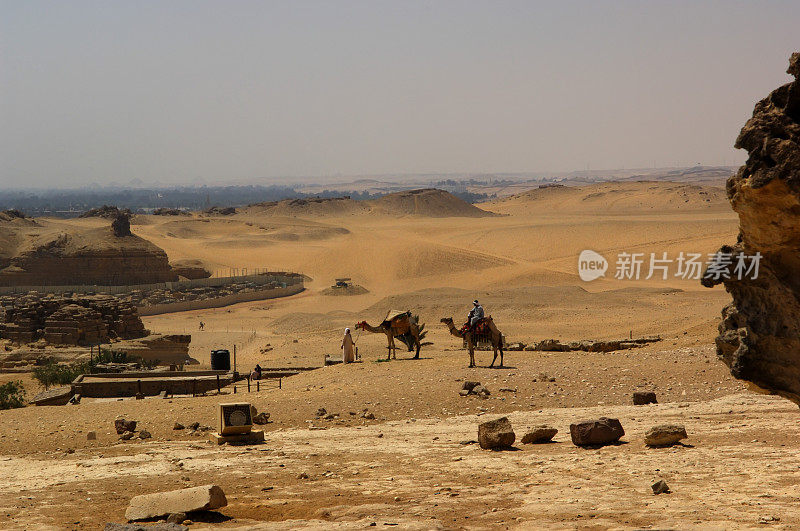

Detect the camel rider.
[{"left": 468, "top": 300, "right": 484, "bottom": 332}]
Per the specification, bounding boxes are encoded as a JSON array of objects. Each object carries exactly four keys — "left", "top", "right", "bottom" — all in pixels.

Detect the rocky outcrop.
[
  {"left": 0, "top": 220, "right": 177, "bottom": 286},
  {"left": 702, "top": 53, "right": 800, "bottom": 403}
]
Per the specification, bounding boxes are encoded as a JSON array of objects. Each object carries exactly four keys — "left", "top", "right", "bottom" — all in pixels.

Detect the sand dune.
[{"left": 485, "top": 181, "right": 729, "bottom": 215}]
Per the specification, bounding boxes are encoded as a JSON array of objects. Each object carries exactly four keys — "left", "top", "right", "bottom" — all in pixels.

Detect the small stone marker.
[
  {"left": 478, "top": 417, "right": 516, "bottom": 449},
  {"left": 644, "top": 424, "right": 687, "bottom": 447},
  {"left": 633, "top": 391, "right": 657, "bottom": 405},
  {"left": 521, "top": 425, "right": 558, "bottom": 444},
  {"left": 651, "top": 479, "right": 670, "bottom": 495},
  {"left": 125, "top": 484, "right": 227, "bottom": 521},
  {"left": 569, "top": 418, "right": 624, "bottom": 446}
]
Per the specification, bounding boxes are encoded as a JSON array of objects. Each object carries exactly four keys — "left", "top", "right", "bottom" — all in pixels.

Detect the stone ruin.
[
  {"left": 702, "top": 53, "right": 800, "bottom": 403},
  {"left": 0, "top": 294, "right": 147, "bottom": 346}
]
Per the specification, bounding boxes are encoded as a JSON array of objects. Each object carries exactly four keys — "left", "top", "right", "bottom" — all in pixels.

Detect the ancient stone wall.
[{"left": 0, "top": 294, "right": 147, "bottom": 346}]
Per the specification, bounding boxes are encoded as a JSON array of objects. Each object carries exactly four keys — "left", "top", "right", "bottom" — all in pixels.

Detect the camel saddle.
[
  {"left": 461, "top": 316, "right": 491, "bottom": 335},
  {"left": 383, "top": 310, "right": 411, "bottom": 327}
]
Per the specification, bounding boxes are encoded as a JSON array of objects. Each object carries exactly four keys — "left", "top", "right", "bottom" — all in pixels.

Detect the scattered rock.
[
  {"left": 298, "top": 472, "right": 309, "bottom": 479},
  {"left": 188, "top": 422, "right": 200, "bottom": 431},
  {"left": 651, "top": 479, "right": 671, "bottom": 495},
  {"left": 569, "top": 418, "right": 624, "bottom": 446},
  {"left": 105, "top": 524, "right": 188, "bottom": 531},
  {"left": 462, "top": 381, "right": 481, "bottom": 392},
  {"left": 138, "top": 430, "right": 152, "bottom": 440},
  {"left": 173, "top": 423, "right": 185, "bottom": 430},
  {"left": 633, "top": 391, "right": 658, "bottom": 405},
  {"left": 86, "top": 431, "right": 97, "bottom": 441},
  {"left": 478, "top": 417, "right": 516, "bottom": 450},
  {"left": 253, "top": 412, "right": 270, "bottom": 425},
  {"left": 316, "top": 408, "right": 327, "bottom": 417},
  {"left": 119, "top": 432, "right": 135, "bottom": 441},
  {"left": 166, "top": 513, "right": 187, "bottom": 524},
  {"left": 644, "top": 424, "right": 687, "bottom": 447},
  {"left": 520, "top": 425, "right": 558, "bottom": 444},
  {"left": 124, "top": 485, "right": 227, "bottom": 521},
  {"left": 459, "top": 389, "right": 470, "bottom": 397},
  {"left": 115, "top": 419, "right": 137, "bottom": 434}
]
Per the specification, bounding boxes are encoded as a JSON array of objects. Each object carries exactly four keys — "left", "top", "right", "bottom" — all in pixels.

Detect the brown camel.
[
  {"left": 440, "top": 316, "right": 504, "bottom": 368},
  {"left": 356, "top": 311, "right": 424, "bottom": 360}
]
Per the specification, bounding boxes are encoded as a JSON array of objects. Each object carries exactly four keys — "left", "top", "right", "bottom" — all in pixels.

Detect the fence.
[{"left": 0, "top": 271, "right": 303, "bottom": 296}]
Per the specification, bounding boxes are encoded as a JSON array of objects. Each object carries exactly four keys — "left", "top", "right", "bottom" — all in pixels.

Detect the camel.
[
  {"left": 440, "top": 316, "right": 505, "bottom": 368},
  {"left": 356, "top": 311, "right": 426, "bottom": 360}
]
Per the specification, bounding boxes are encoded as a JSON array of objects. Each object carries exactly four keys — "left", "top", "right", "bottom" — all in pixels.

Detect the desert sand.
[{"left": 4, "top": 181, "right": 794, "bottom": 529}]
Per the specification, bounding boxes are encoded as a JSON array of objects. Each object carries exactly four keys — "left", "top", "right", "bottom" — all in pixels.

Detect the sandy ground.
[{"left": 4, "top": 181, "right": 794, "bottom": 529}]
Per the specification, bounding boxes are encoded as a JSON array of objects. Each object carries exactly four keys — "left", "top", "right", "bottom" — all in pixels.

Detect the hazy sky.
[{"left": 1, "top": 1, "right": 798, "bottom": 189}]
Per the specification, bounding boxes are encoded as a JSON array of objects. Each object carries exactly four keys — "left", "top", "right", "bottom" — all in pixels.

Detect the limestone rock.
[
  {"left": 633, "top": 391, "right": 657, "bottom": 405},
  {"left": 253, "top": 412, "right": 270, "bottom": 425},
  {"left": 652, "top": 479, "right": 671, "bottom": 495},
  {"left": 124, "top": 484, "right": 227, "bottom": 521},
  {"left": 478, "top": 417, "right": 515, "bottom": 449},
  {"left": 115, "top": 419, "right": 137, "bottom": 434},
  {"left": 166, "top": 513, "right": 187, "bottom": 524},
  {"left": 520, "top": 425, "right": 558, "bottom": 444},
  {"left": 644, "top": 424, "right": 687, "bottom": 447},
  {"left": 569, "top": 418, "right": 624, "bottom": 446},
  {"left": 702, "top": 53, "right": 800, "bottom": 403}
]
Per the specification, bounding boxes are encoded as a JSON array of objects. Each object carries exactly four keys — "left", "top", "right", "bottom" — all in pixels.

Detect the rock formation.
[
  {"left": 702, "top": 53, "right": 800, "bottom": 403},
  {"left": 0, "top": 217, "right": 177, "bottom": 286}
]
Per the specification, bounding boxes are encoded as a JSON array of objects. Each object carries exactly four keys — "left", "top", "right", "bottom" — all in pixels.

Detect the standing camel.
[
  {"left": 356, "top": 311, "right": 424, "bottom": 360},
  {"left": 440, "top": 316, "right": 505, "bottom": 368}
]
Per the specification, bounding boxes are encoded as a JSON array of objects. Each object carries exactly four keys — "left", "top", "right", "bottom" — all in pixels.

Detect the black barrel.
[{"left": 211, "top": 349, "right": 231, "bottom": 371}]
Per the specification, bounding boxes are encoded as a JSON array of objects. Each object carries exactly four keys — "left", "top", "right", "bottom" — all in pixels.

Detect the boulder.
[
  {"left": 569, "top": 418, "right": 624, "bottom": 446},
  {"left": 632, "top": 391, "right": 657, "bottom": 405},
  {"left": 478, "top": 417, "right": 516, "bottom": 449},
  {"left": 124, "top": 485, "right": 227, "bottom": 521},
  {"left": 701, "top": 53, "right": 800, "bottom": 403},
  {"left": 644, "top": 424, "right": 687, "bottom": 447},
  {"left": 651, "top": 479, "right": 671, "bottom": 495},
  {"left": 520, "top": 425, "right": 558, "bottom": 444},
  {"left": 253, "top": 412, "right": 270, "bottom": 425},
  {"left": 138, "top": 430, "right": 152, "bottom": 440},
  {"left": 115, "top": 419, "right": 137, "bottom": 434},
  {"left": 462, "top": 381, "right": 481, "bottom": 392}
]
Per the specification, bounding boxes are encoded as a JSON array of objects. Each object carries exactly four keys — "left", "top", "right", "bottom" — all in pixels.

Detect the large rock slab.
[
  {"left": 570, "top": 418, "right": 624, "bottom": 446},
  {"left": 632, "top": 391, "right": 657, "bottom": 405},
  {"left": 702, "top": 53, "right": 800, "bottom": 403},
  {"left": 125, "top": 485, "right": 227, "bottom": 521},
  {"left": 645, "top": 424, "right": 688, "bottom": 447},
  {"left": 478, "top": 417, "right": 515, "bottom": 449}
]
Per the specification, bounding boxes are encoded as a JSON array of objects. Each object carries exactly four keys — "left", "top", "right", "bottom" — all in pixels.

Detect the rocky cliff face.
[
  {"left": 703, "top": 53, "right": 800, "bottom": 403},
  {"left": 0, "top": 220, "right": 177, "bottom": 287}
]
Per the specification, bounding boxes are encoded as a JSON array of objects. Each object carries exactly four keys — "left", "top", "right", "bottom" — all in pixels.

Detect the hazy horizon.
[{"left": 1, "top": 1, "right": 798, "bottom": 189}]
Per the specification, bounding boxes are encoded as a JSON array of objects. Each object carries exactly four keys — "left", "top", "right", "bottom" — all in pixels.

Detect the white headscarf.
[{"left": 344, "top": 328, "right": 351, "bottom": 334}]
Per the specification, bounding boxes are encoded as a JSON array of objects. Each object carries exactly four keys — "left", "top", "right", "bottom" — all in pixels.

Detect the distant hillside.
[
  {"left": 245, "top": 189, "right": 497, "bottom": 218},
  {"left": 483, "top": 181, "right": 729, "bottom": 215}
]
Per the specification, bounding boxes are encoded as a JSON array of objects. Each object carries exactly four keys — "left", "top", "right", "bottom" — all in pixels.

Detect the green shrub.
[{"left": 0, "top": 381, "right": 25, "bottom": 410}]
